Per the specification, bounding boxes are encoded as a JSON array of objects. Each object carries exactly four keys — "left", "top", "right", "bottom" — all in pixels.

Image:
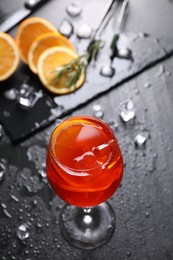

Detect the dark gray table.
[{"left": 0, "top": 0, "right": 173, "bottom": 259}]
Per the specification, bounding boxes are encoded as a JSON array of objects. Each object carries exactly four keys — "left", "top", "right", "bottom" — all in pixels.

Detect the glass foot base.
[{"left": 59, "top": 202, "right": 115, "bottom": 249}]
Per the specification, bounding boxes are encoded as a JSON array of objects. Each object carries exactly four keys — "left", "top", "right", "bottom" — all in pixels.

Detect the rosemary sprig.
[
  {"left": 53, "top": 39, "right": 103, "bottom": 89},
  {"left": 110, "top": 33, "right": 119, "bottom": 61},
  {"left": 86, "top": 39, "right": 103, "bottom": 63}
]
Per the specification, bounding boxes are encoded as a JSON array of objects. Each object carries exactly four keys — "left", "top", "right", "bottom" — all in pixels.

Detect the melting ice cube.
[
  {"left": 74, "top": 151, "right": 99, "bottom": 171},
  {"left": 100, "top": 64, "right": 115, "bottom": 77},
  {"left": 134, "top": 133, "right": 147, "bottom": 147},
  {"left": 66, "top": 2, "right": 82, "bottom": 17},
  {"left": 17, "top": 224, "right": 30, "bottom": 240},
  {"left": 119, "top": 99, "right": 135, "bottom": 123},
  {"left": 117, "top": 47, "right": 132, "bottom": 60},
  {"left": 92, "top": 139, "right": 114, "bottom": 166},
  {"left": 59, "top": 19, "right": 74, "bottom": 38},
  {"left": 17, "top": 84, "right": 43, "bottom": 109},
  {"left": 77, "top": 23, "right": 92, "bottom": 39}
]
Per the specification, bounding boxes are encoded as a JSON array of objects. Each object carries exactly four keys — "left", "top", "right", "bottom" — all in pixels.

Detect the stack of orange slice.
[
  {"left": 1, "top": 17, "right": 85, "bottom": 94},
  {"left": 15, "top": 17, "right": 85, "bottom": 94}
]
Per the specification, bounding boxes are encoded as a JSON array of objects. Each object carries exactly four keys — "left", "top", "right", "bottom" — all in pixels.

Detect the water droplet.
[
  {"left": 55, "top": 220, "right": 59, "bottom": 225},
  {"left": 38, "top": 169, "right": 47, "bottom": 178},
  {"left": 34, "top": 122, "right": 40, "bottom": 128},
  {"left": 92, "top": 104, "right": 104, "bottom": 118},
  {"left": 3, "top": 208, "right": 12, "bottom": 218},
  {"left": 57, "top": 244, "right": 61, "bottom": 250},
  {"left": 83, "top": 214, "right": 92, "bottom": 225},
  {"left": 145, "top": 211, "right": 150, "bottom": 218},
  {"left": 12, "top": 242, "right": 17, "bottom": 248},
  {"left": 17, "top": 223, "right": 30, "bottom": 240},
  {"left": 46, "top": 96, "right": 56, "bottom": 108},
  {"left": 119, "top": 99, "right": 135, "bottom": 123},
  {"left": 155, "top": 64, "right": 164, "bottom": 78},
  {"left": 100, "top": 64, "right": 115, "bottom": 77},
  {"left": 0, "top": 170, "right": 5, "bottom": 182},
  {"left": 148, "top": 153, "right": 158, "bottom": 173},
  {"left": 144, "top": 81, "right": 151, "bottom": 88},
  {"left": 108, "top": 119, "right": 118, "bottom": 131},
  {"left": 3, "top": 110, "right": 10, "bottom": 117},
  {"left": 50, "top": 106, "right": 64, "bottom": 117},
  {"left": 0, "top": 159, "right": 7, "bottom": 182},
  {"left": 134, "top": 89, "right": 140, "bottom": 95},
  {"left": 165, "top": 71, "right": 171, "bottom": 77},
  {"left": 19, "top": 208, "right": 24, "bottom": 213},
  {"left": 126, "top": 251, "right": 132, "bottom": 257},
  {"left": 3, "top": 88, "right": 17, "bottom": 100},
  {"left": 107, "top": 224, "right": 113, "bottom": 231},
  {"left": 66, "top": 2, "right": 82, "bottom": 17},
  {"left": 134, "top": 134, "right": 147, "bottom": 147},
  {"left": 77, "top": 23, "right": 92, "bottom": 39},
  {"left": 139, "top": 32, "right": 150, "bottom": 38},
  {"left": 11, "top": 194, "right": 19, "bottom": 202},
  {"left": 94, "top": 110, "right": 104, "bottom": 119},
  {"left": 59, "top": 19, "right": 74, "bottom": 38},
  {"left": 1, "top": 203, "right": 7, "bottom": 208},
  {"left": 19, "top": 168, "right": 44, "bottom": 193},
  {"left": 0, "top": 124, "right": 3, "bottom": 139},
  {"left": 36, "top": 222, "right": 42, "bottom": 228}
]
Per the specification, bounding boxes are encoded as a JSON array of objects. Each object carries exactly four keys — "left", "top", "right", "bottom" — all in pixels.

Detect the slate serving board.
[{"left": 0, "top": 0, "right": 172, "bottom": 143}]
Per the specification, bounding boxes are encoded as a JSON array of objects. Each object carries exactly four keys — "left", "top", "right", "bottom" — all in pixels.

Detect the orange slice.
[
  {"left": 28, "top": 32, "right": 75, "bottom": 74},
  {"left": 0, "top": 32, "right": 20, "bottom": 81},
  {"left": 37, "top": 46, "right": 85, "bottom": 95},
  {"left": 15, "top": 17, "right": 57, "bottom": 64}
]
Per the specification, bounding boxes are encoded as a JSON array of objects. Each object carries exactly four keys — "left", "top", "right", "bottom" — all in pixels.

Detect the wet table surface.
[{"left": 0, "top": 0, "right": 173, "bottom": 259}]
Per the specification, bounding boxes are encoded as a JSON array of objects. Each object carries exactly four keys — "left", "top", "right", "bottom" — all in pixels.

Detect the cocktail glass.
[{"left": 46, "top": 115, "right": 123, "bottom": 249}]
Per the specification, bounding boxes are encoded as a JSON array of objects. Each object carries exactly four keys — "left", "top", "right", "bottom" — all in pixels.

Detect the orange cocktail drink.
[{"left": 46, "top": 115, "right": 123, "bottom": 207}]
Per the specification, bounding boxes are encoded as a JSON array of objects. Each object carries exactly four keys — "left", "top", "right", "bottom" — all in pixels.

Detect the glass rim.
[{"left": 48, "top": 114, "right": 117, "bottom": 174}]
